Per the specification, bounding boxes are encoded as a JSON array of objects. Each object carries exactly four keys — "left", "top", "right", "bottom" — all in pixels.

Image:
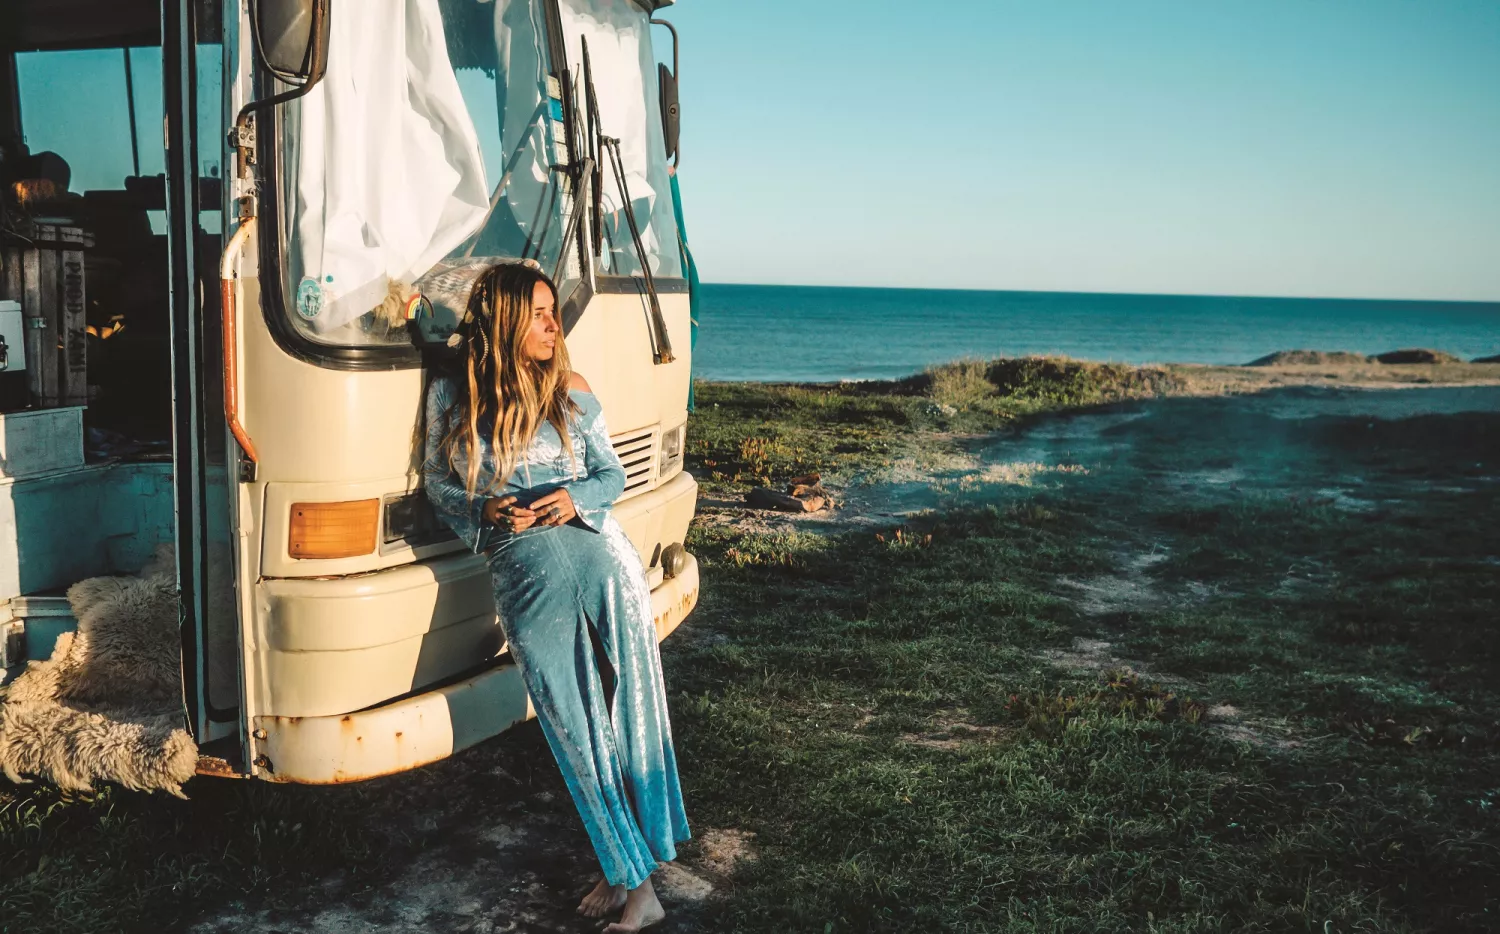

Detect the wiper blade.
[
  {"left": 601, "top": 135, "right": 673, "bottom": 365},
  {"left": 581, "top": 36, "right": 673, "bottom": 365}
]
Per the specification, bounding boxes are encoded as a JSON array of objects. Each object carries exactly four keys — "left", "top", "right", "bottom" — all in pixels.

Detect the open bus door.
[
  {"left": 0, "top": 0, "right": 246, "bottom": 781},
  {"left": 162, "top": 0, "right": 245, "bottom": 761}
]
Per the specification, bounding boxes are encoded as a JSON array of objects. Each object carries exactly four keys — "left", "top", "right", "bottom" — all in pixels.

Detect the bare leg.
[
  {"left": 577, "top": 876, "right": 627, "bottom": 918},
  {"left": 603, "top": 876, "right": 665, "bottom": 933}
]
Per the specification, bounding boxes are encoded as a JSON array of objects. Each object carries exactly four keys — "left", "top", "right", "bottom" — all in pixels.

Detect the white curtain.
[{"left": 291, "top": 0, "right": 488, "bottom": 333}]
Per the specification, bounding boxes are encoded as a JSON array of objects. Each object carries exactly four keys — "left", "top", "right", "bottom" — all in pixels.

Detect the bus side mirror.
[
  {"left": 252, "top": 0, "right": 332, "bottom": 84},
  {"left": 651, "top": 18, "right": 680, "bottom": 168},
  {"left": 658, "top": 63, "right": 679, "bottom": 163}
]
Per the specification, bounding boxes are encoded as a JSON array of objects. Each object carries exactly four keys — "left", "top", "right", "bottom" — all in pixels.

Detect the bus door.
[{"left": 162, "top": 0, "right": 242, "bottom": 751}]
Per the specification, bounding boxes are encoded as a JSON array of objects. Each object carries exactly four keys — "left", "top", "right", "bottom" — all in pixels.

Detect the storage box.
[
  {"left": 1, "top": 596, "right": 76, "bottom": 667},
  {"left": 0, "top": 222, "right": 93, "bottom": 409},
  {"left": 0, "top": 406, "right": 85, "bottom": 479}
]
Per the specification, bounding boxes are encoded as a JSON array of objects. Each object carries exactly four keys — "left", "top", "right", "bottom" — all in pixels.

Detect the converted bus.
[{"left": 0, "top": 0, "right": 698, "bottom": 783}]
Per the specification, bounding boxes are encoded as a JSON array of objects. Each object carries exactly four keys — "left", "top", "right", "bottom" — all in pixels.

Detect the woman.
[{"left": 423, "top": 262, "right": 689, "bottom": 933}]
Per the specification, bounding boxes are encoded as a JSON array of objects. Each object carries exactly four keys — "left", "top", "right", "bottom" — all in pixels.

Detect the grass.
[
  {"left": 670, "top": 494, "right": 1498, "bottom": 931},
  {"left": 672, "top": 366, "right": 1500, "bottom": 931},
  {"left": 686, "top": 356, "right": 1187, "bottom": 491},
  {"left": 2, "top": 357, "right": 1497, "bottom": 932}
]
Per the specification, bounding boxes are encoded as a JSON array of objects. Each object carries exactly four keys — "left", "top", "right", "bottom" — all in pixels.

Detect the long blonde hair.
[{"left": 438, "top": 263, "right": 580, "bottom": 497}]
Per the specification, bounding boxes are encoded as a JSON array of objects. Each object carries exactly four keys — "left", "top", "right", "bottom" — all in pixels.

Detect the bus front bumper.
[{"left": 248, "top": 551, "right": 697, "bottom": 784}]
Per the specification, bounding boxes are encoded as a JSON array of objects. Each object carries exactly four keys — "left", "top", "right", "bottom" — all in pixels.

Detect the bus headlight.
[{"left": 659, "top": 423, "right": 685, "bottom": 479}]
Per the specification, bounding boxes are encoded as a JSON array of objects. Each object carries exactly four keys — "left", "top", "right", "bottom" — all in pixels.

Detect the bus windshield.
[{"left": 277, "top": 0, "right": 680, "bottom": 349}]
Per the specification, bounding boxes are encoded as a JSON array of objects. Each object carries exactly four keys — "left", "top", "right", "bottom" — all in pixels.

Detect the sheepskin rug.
[{"left": 0, "top": 558, "right": 197, "bottom": 797}]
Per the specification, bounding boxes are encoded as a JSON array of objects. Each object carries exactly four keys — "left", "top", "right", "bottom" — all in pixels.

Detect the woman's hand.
[
  {"left": 483, "top": 495, "right": 537, "bottom": 533},
  {"left": 528, "top": 488, "right": 578, "bottom": 527}
]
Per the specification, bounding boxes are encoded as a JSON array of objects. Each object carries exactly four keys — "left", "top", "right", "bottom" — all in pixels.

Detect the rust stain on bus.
[{"left": 194, "top": 755, "right": 245, "bottom": 779}]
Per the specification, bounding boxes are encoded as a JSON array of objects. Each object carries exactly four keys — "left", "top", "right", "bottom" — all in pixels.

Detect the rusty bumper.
[{"left": 248, "top": 552, "right": 699, "bottom": 784}]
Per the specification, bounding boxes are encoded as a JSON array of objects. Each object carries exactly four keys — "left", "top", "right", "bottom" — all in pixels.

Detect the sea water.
[{"left": 692, "top": 284, "right": 1500, "bottom": 383}]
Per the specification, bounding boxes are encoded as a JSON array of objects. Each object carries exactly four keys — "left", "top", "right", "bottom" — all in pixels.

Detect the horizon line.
[{"left": 697, "top": 281, "right": 1500, "bottom": 306}]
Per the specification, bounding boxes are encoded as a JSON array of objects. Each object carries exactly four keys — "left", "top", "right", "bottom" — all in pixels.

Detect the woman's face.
[{"left": 521, "top": 280, "right": 560, "bottom": 362}]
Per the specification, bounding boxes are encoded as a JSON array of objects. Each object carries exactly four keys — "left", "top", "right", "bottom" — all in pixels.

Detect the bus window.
[
  {"left": 277, "top": 0, "right": 532, "bottom": 346},
  {"left": 16, "top": 44, "right": 224, "bottom": 231},
  {"left": 556, "top": 0, "right": 681, "bottom": 281},
  {"left": 16, "top": 49, "right": 144, "bottom": 193},
  {"left": 276, "top": 0, "right": 680, "bottom": 349}
]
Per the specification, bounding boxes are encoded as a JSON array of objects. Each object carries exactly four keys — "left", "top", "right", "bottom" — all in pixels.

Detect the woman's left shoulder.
[{"left": 568, "top": 372, "right": 593, "bottom": 393}]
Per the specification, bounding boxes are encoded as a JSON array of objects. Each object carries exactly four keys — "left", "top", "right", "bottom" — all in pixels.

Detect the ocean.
[{"left": 691, "top": 284, "right": 1500, "bottom": 383}]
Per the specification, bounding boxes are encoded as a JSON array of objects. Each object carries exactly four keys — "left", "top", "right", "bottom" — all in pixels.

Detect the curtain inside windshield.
[{"left": 279, "top": 0, "right": 491, "bottom": 343}]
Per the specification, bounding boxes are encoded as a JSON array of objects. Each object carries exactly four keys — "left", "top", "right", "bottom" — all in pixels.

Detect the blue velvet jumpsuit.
[{"left": 423, "top": 377, "right": 690, "bottom": 888}]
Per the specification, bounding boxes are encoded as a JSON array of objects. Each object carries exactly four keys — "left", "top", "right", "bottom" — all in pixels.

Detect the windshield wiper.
[{"left": 582, "top": 37, "right": 674, "bottom": 365}]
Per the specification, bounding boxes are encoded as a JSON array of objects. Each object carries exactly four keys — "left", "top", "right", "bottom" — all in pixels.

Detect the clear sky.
[
  {"left": 661, "top": 0, "right": 1500, "bottom": 301},
  {"left": 12, "top": 1, "right": 1499, "bottom": 301}
]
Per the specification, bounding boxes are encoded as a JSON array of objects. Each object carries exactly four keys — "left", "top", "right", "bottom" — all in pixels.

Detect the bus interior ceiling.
[{"left": 1, "top": 2, "right": 220, "bottom": 659}]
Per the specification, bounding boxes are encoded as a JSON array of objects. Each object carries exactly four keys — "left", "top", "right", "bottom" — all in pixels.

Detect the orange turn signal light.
[{"left": 289, "top": 499, "right": 380, "bottom": 559}]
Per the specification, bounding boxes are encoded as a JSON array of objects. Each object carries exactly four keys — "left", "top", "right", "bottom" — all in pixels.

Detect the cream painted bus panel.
[
  {"left": 239, "top": 279, "right": 423, "bottom": 484},
  {"left": 255, "top": 611, "right": 502, "bottom": 718},
  {"left": 261, "top": 552, "right": 492, "bottom": 653},
  {"left": 615, "top": 469, "right": 697, "bottom": 564},
  {"left": 564, "top": 291, "right": 691, "bottom": 433}
]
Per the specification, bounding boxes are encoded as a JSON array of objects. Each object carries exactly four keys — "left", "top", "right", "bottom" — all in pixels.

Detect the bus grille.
[{"left": 611, "top": 427, "right": 659, "bottom": 500}]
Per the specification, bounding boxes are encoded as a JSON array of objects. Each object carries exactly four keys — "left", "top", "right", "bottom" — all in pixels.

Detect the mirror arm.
[{"left": 231, "top": 0, "right": 331, "bottom": 181}]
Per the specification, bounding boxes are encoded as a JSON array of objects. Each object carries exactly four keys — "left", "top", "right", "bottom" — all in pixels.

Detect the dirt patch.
[
  {"left": 1044, "top": 637, "right": 1125, "bottom": 671},
  {"left": 899, "top": 708, "right": 1012, "bottom": 751},
  {"left": 1040, "top": 643, "right": 1302, "bottom": 752},
  {"left": 186, "top": 733, "right": 713, "bottom": 934},
  {"left": 1205, "top": 704, "right": 1304, "bottom": 752},
  {"left": 1312, "top": 487, "right": 1379, "bottom": 513},
  {"left": 1057, "top": 551, "right": 1171, "bottom": 617},
  {"left": 681, "top": 828, "right": 759, "bottom": 879},
  {"left": 1040, "top": 637, "right": 1188, "bottom": 689}
]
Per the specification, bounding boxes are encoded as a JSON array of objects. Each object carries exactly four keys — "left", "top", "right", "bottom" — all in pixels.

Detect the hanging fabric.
[{"left": 289, "top": 0, "right": 489, "bottom": 334}]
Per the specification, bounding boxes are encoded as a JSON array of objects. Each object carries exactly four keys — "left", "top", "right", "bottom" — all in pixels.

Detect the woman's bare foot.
[
  {"left": 603, "top": 877, "right": 665, "bottom": 933},
  {"left": 577, "top": 876, "right": 626, "bottom": 918}
]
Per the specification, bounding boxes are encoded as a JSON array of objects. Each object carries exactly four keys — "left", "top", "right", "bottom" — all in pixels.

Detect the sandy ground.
[
  {"left": 189, "top": 377, "right": 1500, "bottom": 933},
  {"left": 187, "top": 745, "right": 754, "bottom": 934}
]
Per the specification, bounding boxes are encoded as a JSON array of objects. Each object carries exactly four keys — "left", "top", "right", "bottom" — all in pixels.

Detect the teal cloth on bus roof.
[
  {"left": 422, "top": 379, "right": 690, "bottom": 888},
  {"left": 670, "top": 172, "right": 700, "bottom": 411}
]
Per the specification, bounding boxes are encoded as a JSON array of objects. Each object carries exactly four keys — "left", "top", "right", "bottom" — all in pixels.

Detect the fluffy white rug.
[{"left": 0, "top": 557, "right": 197, "bottom": 797}]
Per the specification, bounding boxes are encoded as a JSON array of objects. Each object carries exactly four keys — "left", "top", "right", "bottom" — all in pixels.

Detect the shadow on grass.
[{"left": 669, "top": 402, "right": 1500, "bottom": 932}]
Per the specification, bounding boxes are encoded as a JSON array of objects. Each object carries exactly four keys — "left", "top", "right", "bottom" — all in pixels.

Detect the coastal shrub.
[
  {"left": 985, "top": 356, "right": 1185, "bottom": 405},
  {"left": 924, "top": 359, "right": 994, "bottom": 410},
  {"left": 1373, "top": 348, "right": 1462, "bottom": 364},
  {"left": 1245, "top": 350, "right": 1371, "bottom": 366}
]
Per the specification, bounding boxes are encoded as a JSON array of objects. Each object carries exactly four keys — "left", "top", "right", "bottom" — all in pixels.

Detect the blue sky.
[
  {"left": 661, "top": 0, "right": 1500, "bottom": 300},
  {"left": 13, "top": 1, "right": 1499, "bottom": 301}
]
